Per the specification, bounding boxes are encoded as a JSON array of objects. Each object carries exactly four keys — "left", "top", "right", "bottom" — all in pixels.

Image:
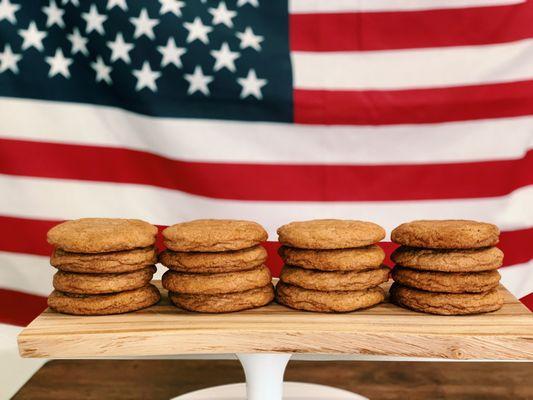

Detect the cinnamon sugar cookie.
[
  {"left": 169, "top": 284, "right": 274, "bottom": 313},
  {"left": 47, "top": 218, "right": 157, "bottom": 253},
  {"left": 160, "top": 245, "right": 267, "bottom": 273},
  {"left": 389, "top": 283, "right": 503, "bottom": 315},
  {"left": 275, "top": 281, "right": 385, "bottom": 313},
  {"left": 277, "top": 219, "right": 385, "bottom": 249},
  {"left": 279, "top": 245, "right": 385, "bottom": 271},
  {"left": 47, "top": 284, "right": 160, "bottom": 315},
  {"left": 163, "top": 219, "right": 267, "bottom": 252},
  {"left": 53, "top": 266, "right": 156, "bottom": 294},
  {"left": 391, "top": 220, "right": 499, "bottom": 249}
]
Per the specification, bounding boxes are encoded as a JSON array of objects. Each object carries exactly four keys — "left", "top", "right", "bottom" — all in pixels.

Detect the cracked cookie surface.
[
  {"left": 163, "top": 219, "right": 267, "bottom": 252},
  {"left": 391, "top": 220, "right": 499, "bottom": 249},
  {"left": 275, "top": 281, "right": 385, "bottom": 312},
  {"left": 389, "top": 283, "right": 503, "bottom": 315}
]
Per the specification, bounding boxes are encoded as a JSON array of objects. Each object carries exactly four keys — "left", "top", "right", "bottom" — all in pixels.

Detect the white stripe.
[
  {"left": 0, "top": 174, "right": 531, "bottom": 237},
  {"left": 499, "top": 260, "right": 533, "bottom": 299},
  {"left": 0, "top": 324, "right": 46, "bottom": 399},
  {"left": 289, "top": 0, "right": 524, "bottom": 13},
  {"left": 292, "top": 39, "right": 533, "bottom": 90},
  {"left": 1, "top": 98, "right": 532, "bottom": 165}
]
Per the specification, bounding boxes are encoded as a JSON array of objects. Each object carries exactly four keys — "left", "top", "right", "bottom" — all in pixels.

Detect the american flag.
[{"left": 1, "top": 0, "right": 532, "bottom": 396}]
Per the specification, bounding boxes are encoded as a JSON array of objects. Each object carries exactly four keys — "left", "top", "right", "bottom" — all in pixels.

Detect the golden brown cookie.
[
  {"left": 391, "top": 220, "right": 499, "bottom": 249},
  {"left": 280, "top": 265, "right": 389, "bottom": 291},
  {"left": 51, "top": 247, "right": 157, "bottom": 273},
  {"left": 391, "top": 246, "right": 503, "bottom": 272},
  {"left": 162, "top": 265, "right": 272, "bottom": 294},
  {"left": 169, "top": 284, "right": 274, "bottom": 313},
  {"left": 277, "top": 219, "right": 385, "bottom": 249},
  {"left": 53, "top": 266, "right": 156, "bottom": 294},
  {"left": 389, "top": 283, "right": 504, "bottom": 315},
  {"left": 279, "top": 245, "right": 385, "bottom": 271},
  {"left": 159, "top": 245, "right": 267, "bottom": 273},
  {"left": 275, "top": 281, "right": 385, "bottom": 312},
  {"left": 163, "top": 219, "right": 268, "bottom": 252},
  {"left": 47, "top": 218, "right": 158, "bottom": 253},
  {"left": 391, "top": 267, "right": 500, "bottom": 293},
  {"left": 47, "top": 284, "right": 160, "bottom": 315}
]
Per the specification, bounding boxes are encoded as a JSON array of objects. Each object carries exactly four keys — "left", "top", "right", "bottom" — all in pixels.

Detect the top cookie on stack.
[
  {"left": 389, "top": 220, "right": 504, "bottom": 315},
  {"left": 47, "top": 218, "right": 160, "bottom": 315},
  {"left": 276, "top": 219, "right": 388, "bottom": 312},
  {"left": 161, "top": 219, "right": 274, "bottom": 313}
]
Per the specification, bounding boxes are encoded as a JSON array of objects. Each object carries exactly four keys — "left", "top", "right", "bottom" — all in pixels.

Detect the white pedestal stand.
[{"left": 174, "top": 354, "right": 367, "bottom": 400}]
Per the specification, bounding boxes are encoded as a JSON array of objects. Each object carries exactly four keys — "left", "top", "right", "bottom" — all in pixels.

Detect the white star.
[
  {"left": 183, "top": 17, "right": 212, "bottom": 45},
  {"left": 0, "top": 0, "right": 19, "bottom": 24},
  {"left": 130, "top": 8, "right": 159, "bottom": 40},
  {"left": 46, "top": 48, "right": 73, "bottom": 78},
  {"left": 0, "top": 44, "right": 21, "bottom": 73},
  {"left": 237, "top": 69, "right": 267, "bottom": 99},
  {"left": 184, "top": 65, "right": 213, "bottom": 96},
  {"left": 19, "top": 22, "right": 47, "bottom": 51},
  {"left": 210, "top": 42, "right": 239, "bottom": 72},
  {"left": 236, "top": 26, "right": 263, "bottom": 51},
  {"left": 82, "top": 4, "right": 107, "bottom": 35},
  {"left": 237, "top": 0, "right": 258, "bottom": 6},
  {"left": 157, "top": 37, "right": 186, "bottom": 68},
  {"left": 107, "top": 32, "right": 133, "bottom": 63},
  {"left": 67, "top": 27, "right": 88, "bottom": 56},
  {"left": 132, "top": 61, "right": 161, "bottom": 92},
  {"left": 42, "top": 0, "right": 64, "bottom": 28},
  {"left": 62, "top": 0, "right": 79, "bottom": 6},
  {"left": 91, "top": 56, "right": 112, "bottom": 84},
  {"left": 159, "top": 0, "right": 184, "bottom": 17},
  {"left": 107, "top": 0, "right": 127, "bottom": 11},
  {"left": 208, "top": 1, "right": 236, "bottom": 28}
]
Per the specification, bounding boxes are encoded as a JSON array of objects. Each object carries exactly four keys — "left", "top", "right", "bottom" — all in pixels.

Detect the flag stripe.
[
  {"left": 289, "top": 0, "right": 525, "bottom": 13},
  {"left": 294, "top": 80, "right": 533, "bottom": 125},
  {"left": 292, "top": 39, "right": 533, "bottom": 90},
  {"left": 1, "top": 215, "right": 530, "bottom": 266},
  {"left": 290, "top": 2, "right": 533, "bottom": 51},
  {"left": 1, "top": 139, "right": 531, "bottom": 201},
  {"left": 0, "top": 175, "right": 531, "bottom": 234},
  {"left": 2, "top": 98, "right": 533, "bottom": 164},
  {"left": 0, "top": 289, "right": 47, "bottom": 327}
]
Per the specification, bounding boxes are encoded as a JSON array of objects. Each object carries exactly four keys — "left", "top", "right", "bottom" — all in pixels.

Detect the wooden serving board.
[{"left": 18, "top": 281, "right": 533, "bottom": 360}]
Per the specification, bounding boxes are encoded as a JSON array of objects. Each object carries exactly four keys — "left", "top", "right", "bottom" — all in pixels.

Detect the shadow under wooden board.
[{"left": 18, "top": 281, "right": 533, "bottom": 360}]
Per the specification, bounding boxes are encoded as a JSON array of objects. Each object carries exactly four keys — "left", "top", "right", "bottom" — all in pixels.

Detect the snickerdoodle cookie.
[
  {"left": 47, "top": 284, "right": 160, "bottom": 315},
  {"left": 163, "top": 219, "right": 268, "bottom": 252},
  {"left": 389, "top": 283, "right": 503, "bottom": 315},
  {"left": 275, "top": 282, "right": 385, "bottom": 312},
  {"left": 391, "top": 220, "right": 499, "bottom": 249},
  {"left": 169, "top": 284, "right": 274, "bottom": 313},
  {"left": 47, "top": 218, "right": 158, "bottom": 253},
  {"left": 277, "top": 219, "right": 385, "bottom": 249}
]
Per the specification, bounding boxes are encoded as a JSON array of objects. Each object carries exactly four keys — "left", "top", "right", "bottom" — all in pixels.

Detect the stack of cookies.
[
  {"left": 160, "top": 219, "right": 275, "bottom": 313},
  {"left": 276, "top": 219, "right": 389, "bottom": 312},
  {"left": 47, "top": 218, "right": 161, "bottom": 315},
  {"left": 390, "top": 220, "right": 504, "bottom": 315}
]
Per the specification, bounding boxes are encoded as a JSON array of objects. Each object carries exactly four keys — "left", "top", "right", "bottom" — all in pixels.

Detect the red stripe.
[
  {"left": 290, "top": 2, "right": 533, "bottom": 51},
  {"left": 294, "top": 80, "right": 533, "bottom": 125},
  {"left": 0, "top": 288, "right": 47, "bottom": 326},
  {"left": 1, "top": 215, "right": 530, "bottom": 269},
  {"left": 520, "top": 292, "right": 533, "bottom": 312},
  {"left": 1, "top": 139, "right": 532, "bottom": 201}
]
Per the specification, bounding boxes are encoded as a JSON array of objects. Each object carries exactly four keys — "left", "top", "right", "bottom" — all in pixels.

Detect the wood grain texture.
[
  {"left": 12, "top": 360, "right": 533, "bottom": 400},
  {"left": 18, "top": 282, "right": 533, "bottom": 360}
]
